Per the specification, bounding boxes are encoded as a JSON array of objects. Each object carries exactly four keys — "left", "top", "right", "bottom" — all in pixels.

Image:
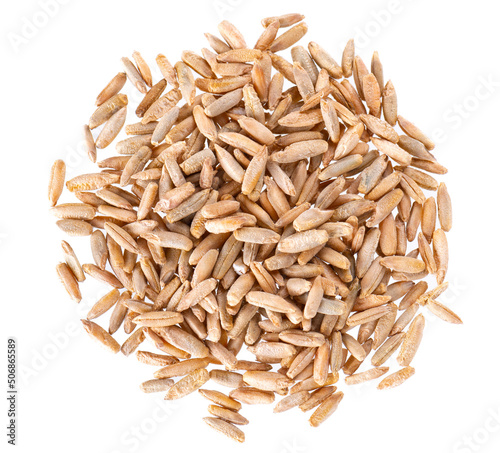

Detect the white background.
[{"left": 2, "top": 0, "right": 500, "bottom": 452}]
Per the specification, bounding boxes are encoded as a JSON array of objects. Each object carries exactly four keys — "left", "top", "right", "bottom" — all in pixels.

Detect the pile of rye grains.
[{"left": 48, "top": 13, "right": 460, "bottom": 443}]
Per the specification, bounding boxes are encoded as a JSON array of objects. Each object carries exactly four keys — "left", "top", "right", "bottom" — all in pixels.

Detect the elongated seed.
[
  {"left": 49, "top": 18, "right": 457, "bottom": 441},
  {"left": 81, "top": 319, "right": 120, "bottom": 353},
  {"left": 309, "top": 392, "right": 344, "bottom": 427},
  {"left": 164, "top": 368, "right": 210, "bottom": 400},
  {"left": 378, "top": 366, "right": 415, "bottom": 390},
  {"left": 48, "top": 160, "right": 66, "bottom": 206},
  {"left": 398, "top": 314, "right": 425, "bottom": 366}
]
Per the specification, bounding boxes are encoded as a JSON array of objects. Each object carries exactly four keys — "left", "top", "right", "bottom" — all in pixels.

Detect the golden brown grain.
[{"left": 50, "top": 15, "right": 457, "bottom": 441}]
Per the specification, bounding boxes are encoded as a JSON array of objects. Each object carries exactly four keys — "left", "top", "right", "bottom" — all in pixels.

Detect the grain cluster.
[{"left": 50, "top": 13, "right": 459, "bottom": 442}]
